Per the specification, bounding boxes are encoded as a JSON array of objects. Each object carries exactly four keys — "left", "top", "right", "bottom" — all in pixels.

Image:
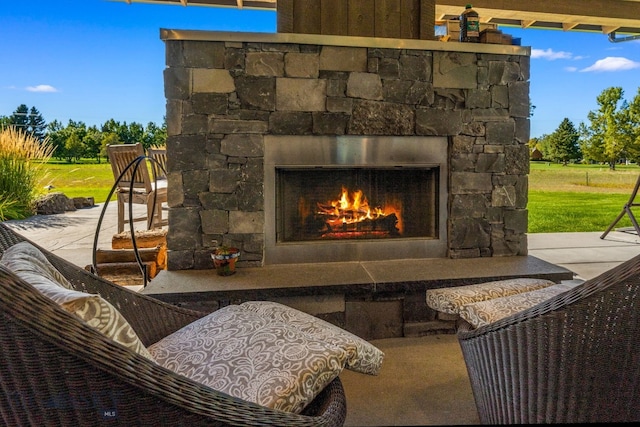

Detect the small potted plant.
[{"left": 211, "top": 246, "right": 240, "bottom": 276}]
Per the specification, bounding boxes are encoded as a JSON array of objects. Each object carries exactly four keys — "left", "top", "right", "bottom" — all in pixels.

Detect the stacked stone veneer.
[{"left": 163, "top": 36, "right": 531, "bottom": 270}]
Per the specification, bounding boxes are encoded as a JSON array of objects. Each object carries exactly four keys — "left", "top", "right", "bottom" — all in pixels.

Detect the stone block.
[
  {"left": 326, "top": 97, "right": 353, "bottom": 113},
  {"left": 415, "top": 108, "right": 464, "bottom": 136},
  {"left": 200, "top": 209, "right": 229, "bottom": 234},
  {"left": 485, "top": 120, "right": 515, "bottom": 144},
  {"left": 182, "top": 170, "right": 210, "bottom": 198},
  {"left": 192, "top": 69, "right": 235, "bottom": 93},
  {"left": 221, "top": 134, "right": 264, "bottom": 157},
  {"left": 433, "top": 51, "right": 477, "bottom": 89},
  {"left": 450, "top": 172, "right": 492, "bottom": 194},
  {"left": 509, "top": 81, "right": 530, "bottom": 118},
  {"left": 163, "top": 67, "right": 190, "bottom": 100},
  {"left": 191, "top": 93, "right": 228, "bottom": 115},
  {"left": 451, "top": 194, "right": 488, "bottom": 218},
  {"left": 245, "top": 52, "right": 284, "bottom": 77},
  {"left": 348, "top": 100, "right": 414, "bottom": 135},
  {"left": 491, "top": 85, "right": 509, "bottom": 108},
  {"left": 285, "top": 52, "right": 319, "bottom": 78},
  {"left": 313, "top": 112, "right": 348, "bottom": 135},
  {"left": 269, "top": 111, "right": 313, "bottom": 134},
  {"left": 209, "top": 119, "right": 268, "bottom": 134},
  {"left": 167, "top": 208, "right": 201, "bottom": 250},
  {"left": 346, "top": 72, "right": 383, "bottom": 100},
  {"left": 276, "top": 78, "right": 326, "bottom": 111},
  {"left": 166, "top": 250, "right": 194, "bottom": 271},
  {"left": 319, "top": 46, "right": 367, "bottom": 72},
  {"left": 229, "top": 211, "right": 264, "bottom": 234},
  {"left": 237, "top": 183, "right": 264, "bottom": 211},
  {"left": 476, "top": 153, "right": 505, "bottom": 173},
  {"left": 182, "top": 40, "right": 225, "bottom": 69},
  {"left": 491, "top": 185, "right": 516, "bottom": 207},
  {"left": 399, "top": 53, "right": 431, "bottom": 81},
  {"left": 504, "top": 208, "right": 528, "bottom": 233},
  {"left": 235, "top": 77, "right": 276, "bottom": 111},
  {"left": 209, "top": 169, "right": 241, "bottom": 193},
  {"left": 449, "top": 218, "right": 490, "bottom": 250}
]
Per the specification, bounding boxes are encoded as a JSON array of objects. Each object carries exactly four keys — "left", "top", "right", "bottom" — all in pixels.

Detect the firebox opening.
[
  {"left": 264, "top": 135, "right": 449, "bottom": 264},
  {"left": 277, "top": 167, "right": 439, "bottom": 243}
]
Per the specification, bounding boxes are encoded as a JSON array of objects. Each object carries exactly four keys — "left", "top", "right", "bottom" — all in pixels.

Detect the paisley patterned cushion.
[
  {"left": 0, "top": 243, "right": 153, "bottom": 360},
  {"left": 148, "top": 305, "right": 348, "bottom": 414},
  {"left": 0, "top": 241, "right": 72, "bottom": 288},
  {"left": 426, "top": 278, "right": 556, "bottom": 315},
  {"left": 458, "top": 282, "right": 579, "bottom": 328},
  {"left": 239, "top": 301, "right": 384, "bottom": 375}
]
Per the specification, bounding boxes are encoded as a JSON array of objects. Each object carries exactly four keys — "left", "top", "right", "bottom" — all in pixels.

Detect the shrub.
[{"left": 0, "top": 126, "right": 54, "bottom": 220}]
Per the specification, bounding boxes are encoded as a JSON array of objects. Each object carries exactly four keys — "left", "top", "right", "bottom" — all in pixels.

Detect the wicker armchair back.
[
  {"left": 0, "top": 223, "right": 346, "bottom": 427},
  {"left": 458, "top": 251, "right": 640, "bottom": 424}
]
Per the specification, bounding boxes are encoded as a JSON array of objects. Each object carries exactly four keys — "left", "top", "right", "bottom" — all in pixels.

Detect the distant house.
[{"left": 530, "top": 148, "right": 544, "bottom": 161}]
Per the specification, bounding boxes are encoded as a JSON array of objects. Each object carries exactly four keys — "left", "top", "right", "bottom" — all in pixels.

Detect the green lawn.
[
  {"left": 528, "top": 162, "right": 638, "bottom": 232},
  {"left": 39, "top": 160, "right": 116, "bottom": 203}
]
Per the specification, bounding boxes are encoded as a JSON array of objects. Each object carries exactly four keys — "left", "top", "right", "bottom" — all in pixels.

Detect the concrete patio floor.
[{"left": 4, "top": 203, "right": 640, "bottom": 426}]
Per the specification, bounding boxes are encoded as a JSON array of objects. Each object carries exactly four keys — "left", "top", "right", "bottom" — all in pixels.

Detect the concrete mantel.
[{"left": 160, "top": 28, "right": 531, "bottom": 57}]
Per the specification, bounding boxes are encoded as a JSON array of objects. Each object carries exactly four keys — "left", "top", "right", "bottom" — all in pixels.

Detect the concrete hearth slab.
[{"left": 143, "top": 255, "right": 573, "bottom": 301}]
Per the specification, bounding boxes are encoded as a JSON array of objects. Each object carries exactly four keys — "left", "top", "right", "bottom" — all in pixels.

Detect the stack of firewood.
[{"left": 87, "top": 229, "right": 167, "bottom": 287}]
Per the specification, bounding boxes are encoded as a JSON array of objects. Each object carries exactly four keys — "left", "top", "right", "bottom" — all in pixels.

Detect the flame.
[{"left": 317, "top": 186, "right": 403, "bottom": 232}]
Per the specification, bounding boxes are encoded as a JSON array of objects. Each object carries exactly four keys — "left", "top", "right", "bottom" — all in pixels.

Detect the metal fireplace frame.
[{"left": 264, "top": 135, "right": 449, "bottom": 264}]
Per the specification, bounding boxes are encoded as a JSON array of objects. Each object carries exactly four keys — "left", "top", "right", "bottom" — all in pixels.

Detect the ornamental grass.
[{"left": 0, "top": 126, "right": 54, "bottom": 220}]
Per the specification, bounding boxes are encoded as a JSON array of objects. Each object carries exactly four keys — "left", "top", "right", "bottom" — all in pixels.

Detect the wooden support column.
[{"left": 277, "top": 0, "right": 436, "bottom": 40}]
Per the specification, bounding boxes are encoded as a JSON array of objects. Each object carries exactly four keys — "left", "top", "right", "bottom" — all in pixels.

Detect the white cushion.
[
  {"left": 426, "top": 278, "right": 556, "bottom": 315},
  {"left": 458, "top": 282, "right": 579, "bottom": 328},
  {"left": 0, "top": 242, "right": 153, "bottom": 360},
  {"left": 148, "top": 305, "right": 348, "bottom": 414},
  {"left": 239, "top": 301, "right": 384, "bottom": 375}
]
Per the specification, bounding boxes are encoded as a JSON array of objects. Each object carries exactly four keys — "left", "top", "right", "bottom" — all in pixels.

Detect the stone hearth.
[{"left": 162, "top": 30, "right": 531, "bottom": 270}]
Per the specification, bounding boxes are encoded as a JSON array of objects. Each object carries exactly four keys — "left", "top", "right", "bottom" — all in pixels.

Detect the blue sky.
[{"left": 2, "top": 1, "right": 640, "bottom": 138}]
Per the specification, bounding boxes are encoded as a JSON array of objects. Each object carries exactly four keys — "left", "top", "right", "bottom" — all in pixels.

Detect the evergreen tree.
[
  {"left": 27, "top": 107, "right": 46, "bottom": 141},
  {"left": 547, "top": 118, "right": 581, "bottom": 165},
  {"left": 10, "top": 104, "right": 29, "bottom": 131}
]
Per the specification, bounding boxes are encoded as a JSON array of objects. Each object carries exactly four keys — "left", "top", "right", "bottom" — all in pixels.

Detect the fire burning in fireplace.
[{"left": 314, "top": 186, "right": 403, "bottom": 239}]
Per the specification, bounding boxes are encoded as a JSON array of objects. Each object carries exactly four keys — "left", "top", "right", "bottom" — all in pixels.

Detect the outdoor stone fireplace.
[{"left": 161, "top": 30, "right": 531, "bottom": 271}]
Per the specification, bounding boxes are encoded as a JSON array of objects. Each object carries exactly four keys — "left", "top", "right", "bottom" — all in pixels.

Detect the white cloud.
[
  {"left": 26, "top": 84, "right": 58, "bottom": 93},
  {"left": 531, "top": 48, "right": 574, "bottom": 60},
  {"left": 580, "top": 56, "right": 640, "bottom": 72},
  {"left": 564, "top": 66, "right": 578, "bottom": 72}
]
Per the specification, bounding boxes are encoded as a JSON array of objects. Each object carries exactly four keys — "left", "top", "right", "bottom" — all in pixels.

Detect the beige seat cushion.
[
  {"left": 239, "top": 301, "right": 384, "bottom": 375},
  {"left": 426, "top": 278, "right": 556, "bottom": 315},
  {"left": 148, "top": 305, "right": 348, "bottom": 414},
  {"left": 458, "top": 282, "right": 579, "bottom": 328},
  {"left": 0, "top": 242, "right": 153, "bottom": 360}
]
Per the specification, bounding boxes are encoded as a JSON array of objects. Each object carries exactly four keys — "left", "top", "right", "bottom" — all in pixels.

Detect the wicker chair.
[
  {"left": 0, "top": 223, "right": 346, "bottom": 427},
  {"left": 457, "top": 251, "right": 640, "bottom": 424}
]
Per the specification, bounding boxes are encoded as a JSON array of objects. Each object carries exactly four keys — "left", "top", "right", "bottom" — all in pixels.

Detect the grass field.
[{"left": 36, "top": 160, "right": 640, "bottom": 233}]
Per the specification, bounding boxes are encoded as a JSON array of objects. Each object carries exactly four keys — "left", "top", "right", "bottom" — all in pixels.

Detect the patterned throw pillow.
[
  {"left": 239, "top": 301, "right": 384, "bottom": 375},
  {"left": 148, "top": 305, "right": 348, "bottom": 414},
  {"left": 458, "top": 282, "right": 578, "bottom": 329},
  {"left": 0, "top": 242, "right": 153, "bottom": 360},
  {"left": 0, "top": 241, "right": 72, "bottom": 288},
  {"left": 426, "top": 278, "right": 556, "bottom": 315}
]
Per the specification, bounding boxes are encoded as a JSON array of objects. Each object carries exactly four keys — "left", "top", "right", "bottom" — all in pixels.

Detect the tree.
[
  {"left": 9, "top": 104, "right": 29, "bottom": 132},
  {"left": 27, "top": 107, "right": 46, "bottom": 142},
  {"left": 580, "top": 87, "right": 631, "bottom": 169},
  {"left": 547, "top": 118, "right": 581, "bottom": 165}
]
